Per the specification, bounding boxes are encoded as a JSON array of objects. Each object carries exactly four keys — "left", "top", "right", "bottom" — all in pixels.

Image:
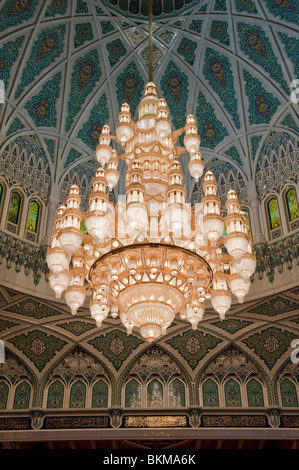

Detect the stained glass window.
[
  {"left": 125, "top": 379, "right": 141, "bottom": 408},
  {"left": 47, "top": 380, "right": 64, "bottom": 408},
  {"left": 247, "top": 379, "right": 264, "bottom": 407},
  {"left": 147, "top": 379, "right": 163, "bottom": 408},
  {"left": 92, "top": 380, "right": 108, "bottom": 408},
  {"left": 13, "top": 381, "right": 31, "bottom": 409},
  {"left": 242, "top": 209, "right": 251, "bottom": 237},
  {"left": 69, "top": 380, "right": 86, "bottom": 408},
  {"left": 224, "top": 378, "right": 242, "bottom": 407},
  {"left": 7, "top": 192, "right": 21, "bottom": 225},
  {"left": 202, "top": 379, "right": 219, "bottom": 407},
  {"left": 267, "top": 198, "right": 281, "bottom": 230},
  {"left": 169, "top": 379, "right": 185, "bottom": 407},
  {"left": 26, "top": 201, "right": 40, "bottom": 233},
  {"left": 286, "top": 189, "right": 299, "bottom": 222},
  {"left": 0, "top": 381, "right": 9, "bottom": 410},
  {"left": 280, "top": 379, "right": 298, "bottom": 407}
]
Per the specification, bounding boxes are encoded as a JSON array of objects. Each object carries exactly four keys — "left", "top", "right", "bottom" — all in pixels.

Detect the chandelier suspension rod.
[{"left": 148, "top": 0, "right": 153, "bottom": 82}]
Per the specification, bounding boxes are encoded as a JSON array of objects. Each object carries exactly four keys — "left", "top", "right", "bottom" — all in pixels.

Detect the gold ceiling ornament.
[{"left": 46, "top": 81, "right": 256, "bottom": 342}]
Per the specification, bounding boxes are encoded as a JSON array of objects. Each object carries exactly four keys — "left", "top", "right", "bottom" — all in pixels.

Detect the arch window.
[
  {"left": 224, "top": 378, "right": 242, "bottom": 407},
  {"left": 169, "top": 379, "right": 186, "bottom": 407},
  {"left": 25, "top": 200, "right": 40, "bottom": 242},
  {"left": 280, "top": 379, "right": 298, "bottom": 407},
  {"left": 47, "top": 380, "right": 64, "bottom": 408},
  {"left": 69, "top": 380, "right": 86, "bottom": 408},
  {"left": 6, "top": 191, "right": 22, "bottom": 233},
  {"left": 125, "top": 379, "right": 142, "bottom": 408},
  {"left": 147, "top": 379, "right": 163, "bottom": 408},
  {"left": 267, "top": 197, "right": 282, "bottom": 239},
  {"left": 0, "top": 381, "right": 9, "bottom": 410},
  {"left": 246, "top": 379, "right": 264, "bottom": 407},
  {"left": 13, "top": 381, "right": 31, "bottom": 409},
  {"left": 92, "top": 380, "right": 108, "bottom": 408},
  {"left": 285, "top": 189, "right": 299, "bottom": 231},
  {"left": 202, "top": 379, "right": 219, "bottom": 407}
]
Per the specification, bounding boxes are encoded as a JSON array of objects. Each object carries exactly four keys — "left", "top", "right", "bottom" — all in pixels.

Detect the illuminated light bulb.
[
  {"left": 186, "top": 304, "right": 205, "bottom": 330},
  {"left": 65, "top": 286, "right": 86, "bottom": 316},
  {"left": 211, "top": 290, "right": 231, "bottom": 318},
  {"left": 46, "top": 247, "right": 69, "bottom": 276},
  {"left": 188, "top": 152, "right": 205, "bottom": 182},
  {"left": 106, "top": 156, "right": 119, "bottom": 190},
  {"left": 111, "top": 304, "right": 118, "bottom": 318},
  {"left": 184, "top": 114, "right": 200, "bottom": 154},
  {"left": 48, "top": 270, "right": 70, "bottom": 299},
  {"left": 229, "top": 274, "right": 250, "bottom": 303},
  {"left": 89, "top": 299, "right": 109, "bottom": 327},
  {"left": 96, "top": 125, "right": 112, "bottom": 166},
  {"left": 234, "top": 252, "right": 256, "bottom": 280},
  {"left": 126, "top": 323, "right": 133, "bottom": 335},
  {"left": 155, "top": 98, "right": 172, "bottom": 138},
  {"left": 140, "top": 324, "right": 162, "bottom": 342},
  {"left": 116, "top": 103, "right": 134, "bottom": 145}
]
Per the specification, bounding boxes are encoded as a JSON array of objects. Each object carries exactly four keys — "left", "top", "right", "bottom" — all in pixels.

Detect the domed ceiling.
[{"left": 0, "top": 0, "right": 298, "bottom": 204}]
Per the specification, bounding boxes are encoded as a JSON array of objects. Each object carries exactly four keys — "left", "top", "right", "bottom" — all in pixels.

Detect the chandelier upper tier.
[{"left": 46, "top": 82, "right": 256, "bottom": 342}]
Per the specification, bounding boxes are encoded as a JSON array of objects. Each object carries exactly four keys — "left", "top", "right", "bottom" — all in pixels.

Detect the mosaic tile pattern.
[
  {"left": 92, "top": 380, "right": 108, "bottom": 408},
  {"left": 196, "top": 91, "right": 229, "bottom": 149},
  {"left": 202, "top": 378, "right": 219, "bottom": 406},
  {"left": 247, "top": 379, "right": 264, "bottom": 407},
  {"left": 280, "top": 379, "right": 299, "bottom": 407},
  {"left": 125, "top": 379, "right": 141, "bottom": 407},
  {"left": 65, "top": 50, "right": 101, "bottom": 132},
  {"left": 45, "top": 0, "right": 67, "bottom": 17},
  {"left": 59, "top": 321, "right": 96, "bottom": 336},
  {"left": 264, "top": 0, "right": 299, "bottom": 25},
  {"left": 188, "top": 19, "right": 203, "bottom": 35},
  {"left": 225, "top": 146, "right": 243, "bottom": 166},
  {"left": 13, "top": 381, "right": 31, "bottom": 409},
  {"left": 248, "top": 296, "right": 299, "bottom": 316},
  {"left": 64, "top": 148, "right": 82, "bottom": 169},
  {"left": 279, "top": 32, "right": 299, "bottom": 76},
  {"left": 76, "top": 0, "right": 89, "bottom": 14},
  {"left": 242, "top": 327, "right": 295, "bottom": 370},
  {"left": 100, "top": 20, "right": 115, "bottom": 35},
  {"left": 159, "top": 30, "right": 176, "bottom": 45},
  {"left": 77, "top": 93, "right": 109, "bottom": 150},
  {"left": 251, "top": 135, "right": 263, "bottom": 160},
  {"left": 210, "top": 21, "right": 230, "bottom": 46},
  {"left": 204, "top": 48, "right": 240, "bottom": 128},
  {"left": 88, "top": 330, "right": 144, "bottom": 371},
  {"left": 24, "top": 72, "right": 61, "bottom": 127},
  {"left": 0, "top": 36, "right": 24, "bottom": 88},
  {"left": 160, "top": 61, "right": 189, "bottom": 131},
  {"left": 0, "top": 0, "right": 39, "bottom": 32},
  {"left": 8, "top": 330, "right": 67, "bottom": 372},
  {"left": 5, "top": 298, "right": 62, "bottom": 319},
  {"left": 47, "top": 380, "right": 64, "bottom": 408},
  {"left": 15, "top": 25, "right": 65, "bottom": 98},
  {"left": 238, "top": 23, "right": 289, "bottom": 94},
  {"left": 243, "top": 69, "right": 281, "bottom": 125},
  {"left": 0, "top": 319, "right": 19, "bottom": 333},
  {"left": 166, "top": 330, "right": 222, "bottom": 370},
  {"left": 116, "top": 61, "right": 144, "bottom": 118},
  {"left": 44, "top": 138, "right": 55, "bottom": 163},
  {"left": 69, "top": 379, "right": 86, "bottom": 408},
  {"left": 106, "top": 39, "right": 127, "bottom": 67},
  {"left": 281, "top": 114, "right": 298, "bottom": 132},
  {"left": 212, "top": 319, "right": 253, "bottom": 334},
  {"left": 6, "top": 118, "right": 25, "bottom": 136},
  {"left": 177, "top": 38, "right": 197, "bottom": 66},
  {"left": 224, "top": 378, "right": 242, "bottom": 406},
  {"left": 214, "top": 0, "right": 227, "bottom": 11},
  {"left": 74, "top": 22, "right": 94, "bottom": 49},
  {"left": 235, "top": 0, "right": 258, "bottom": 13}
]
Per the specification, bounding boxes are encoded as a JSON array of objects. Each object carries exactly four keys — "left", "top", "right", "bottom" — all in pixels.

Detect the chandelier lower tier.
[{"left": 46, "top": 82, "right": 256, "bottom": 342}]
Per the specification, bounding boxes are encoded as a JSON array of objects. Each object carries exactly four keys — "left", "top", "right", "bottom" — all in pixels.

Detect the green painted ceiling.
[{"left": 0, "top": 0, "right": 298, "bottom": 203}]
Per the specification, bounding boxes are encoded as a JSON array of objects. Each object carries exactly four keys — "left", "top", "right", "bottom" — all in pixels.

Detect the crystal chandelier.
[{"left": 46, "top": 80, "right": 256, "bottom": 342}]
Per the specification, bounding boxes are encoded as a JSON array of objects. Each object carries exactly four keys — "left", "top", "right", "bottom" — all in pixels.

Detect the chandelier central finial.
[{"left": 47, "top": 82, "right": 256, "bottom": 342}]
